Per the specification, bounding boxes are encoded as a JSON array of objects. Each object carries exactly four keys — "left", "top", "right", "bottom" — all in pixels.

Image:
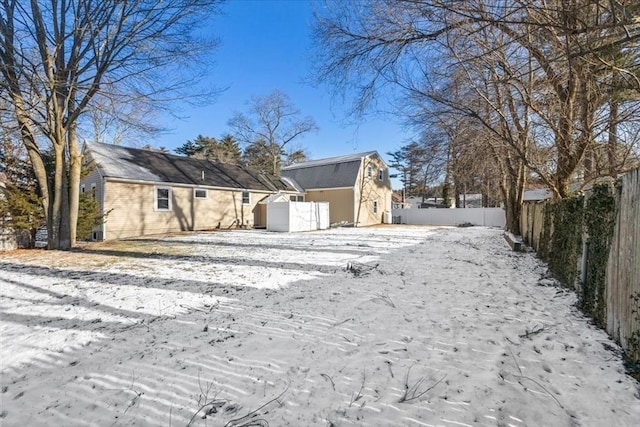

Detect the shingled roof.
[
  {"left": 85, "top": 142, "right": 295, "bottom": 192},
  {"left": 281, "top": 151, "right": 379, "bottom": 190}
]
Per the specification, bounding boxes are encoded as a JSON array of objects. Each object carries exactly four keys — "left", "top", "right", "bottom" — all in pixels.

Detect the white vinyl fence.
[
  {"left": 267, "top": 202, "right": 330, "bottom": 232},
  {"left": 392, "top": 208, "right": 505, "bottom": 227}
]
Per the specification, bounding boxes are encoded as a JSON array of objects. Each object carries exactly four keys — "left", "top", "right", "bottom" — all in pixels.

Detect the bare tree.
[
  {"left": 0, "top": 0, "right": 222, "bottom": 249},
  {"left": 312, "top": 0, "right": 640, "bottom": 232},
  {"left": 228, "top": 90, "right": 318, "bottom": 176},
  {"left": 85, "top": 91, "right": 164, "bottom": 146},
  {"left": 388, "top": 138, "right": 446, "bottom": 202}
]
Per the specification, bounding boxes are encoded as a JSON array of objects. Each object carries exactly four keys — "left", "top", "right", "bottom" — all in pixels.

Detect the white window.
[
  {"left": 367, "top": 165, "right": 373, "bottom": 178},
  {"left": 194, "top": 189, "right": 207, "bottom": 199},
  {"left": 155, "top": 187, "right": 171, "bottom": 211},
  {"left": 290, "top": 195, "right": 304, "bottom": 202},
  {"left": 378, "top": 169, "right": 384, "bottom": 181},
  {"left": 373, "top": 200, "right": 379, "bottom": 214},
  {"left": 91, "top": 183, "right": 97, "bottom": 200},
  {"left": 242, "top": 191, "right": 250, "bottom": 205}
]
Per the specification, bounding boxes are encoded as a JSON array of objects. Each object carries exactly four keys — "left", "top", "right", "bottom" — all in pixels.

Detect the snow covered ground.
[{"left": 0, "top": 226, "right": 638, "bottom": 427}]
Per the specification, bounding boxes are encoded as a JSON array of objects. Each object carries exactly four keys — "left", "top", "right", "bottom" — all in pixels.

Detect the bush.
[{"left": 76, "top": 193, "right": 104, "bottom": 241}]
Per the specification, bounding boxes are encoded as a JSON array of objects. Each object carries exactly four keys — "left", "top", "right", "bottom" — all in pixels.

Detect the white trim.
[
  {"left": 155, "top": 186, "right": 172, "bottom": 211},
  {"left": 241, "top": 190, "right": 250, "bottom": 205},
  {"left": 367, "top": 164, "right": 373, "bottom": 178},
  {"left": 193, "top": 188, "right": 208, "bottom": 199},
  {"left": 102, "top": 177, "right": 107, "bottom": 240},
  {"left": 281, "top": 151, "right": 378, "bottom": 170},
  {"left": 377, "top": 169, "right": 384, "bottom": 181},
  {"left": 303, "top": 186, "right": 353, "bottom": 191}
]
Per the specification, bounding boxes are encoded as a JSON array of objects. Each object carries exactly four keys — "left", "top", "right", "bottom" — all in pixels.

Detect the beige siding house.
[
  {"left": 82, "top": 143, "right": 300, "bottom": 240},
  {"left": 281, "top": 152, "right": 392, "bottom": 227}
]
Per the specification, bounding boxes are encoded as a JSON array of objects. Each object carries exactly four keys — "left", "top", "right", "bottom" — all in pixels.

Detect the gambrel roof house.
[
  {"left": 281, "top": 151, "right": 392, "bottom": 227},
  {"left": 81, "top": 144, "right": 392, "bottom": 240}
]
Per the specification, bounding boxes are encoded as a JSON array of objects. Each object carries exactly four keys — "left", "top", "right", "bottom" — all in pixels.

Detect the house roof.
[
  {"left": 258, "top": 192, "right": 290, "bottom": 204},
  {"left": 280, "top": 151, "right": 381, "bottom": 189},
  {"left": 523, "top": 188, "right": 553, "bottom": 201},
  {"left": 85, "top": 142, "right": 295, "bottom": 192}
]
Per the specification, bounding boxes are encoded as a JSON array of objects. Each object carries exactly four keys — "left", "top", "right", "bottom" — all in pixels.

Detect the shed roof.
[
  {"left": 85, "top": 142, "right": 295, "bottom": 192},
  {"left": 281, "top": 151, "right": 380, "bottom": 189}
]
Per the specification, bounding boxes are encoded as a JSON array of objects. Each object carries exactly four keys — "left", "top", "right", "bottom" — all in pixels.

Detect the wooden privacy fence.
[
  {"left": 605, "top": 168, "right": 640, "bottom": 360},
  {"left": 521, "top": 168, "right": 640, "bottom": 361},
  {"left": 520, "top": 202, "right": 546, "bottom": 252}
]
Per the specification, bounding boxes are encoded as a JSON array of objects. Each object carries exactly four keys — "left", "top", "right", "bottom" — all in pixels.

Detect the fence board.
[
  {"left": 521, "top": 202, "right": 545, "bottom": 251},
  {"left": 605, "top": 168, "right": 640, "bottom": 359}
]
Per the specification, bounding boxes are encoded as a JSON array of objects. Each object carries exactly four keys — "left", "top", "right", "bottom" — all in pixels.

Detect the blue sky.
[{"left": 155, "top": 0, "right": 410, "bottom": 177}]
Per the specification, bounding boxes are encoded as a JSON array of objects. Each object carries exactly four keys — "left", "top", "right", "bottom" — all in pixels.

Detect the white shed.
[{"left": 267, "top": 201, "right": 330, "bottom": 232}]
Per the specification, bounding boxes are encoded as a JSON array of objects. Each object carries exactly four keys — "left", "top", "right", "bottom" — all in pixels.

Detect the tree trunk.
[
  {"left": 47, "top": 142, "right": 62, "bottom": 249},
  {"left": 68, "top": 124, "right": 82, "bottom": 247},
  {"left": 14, "top": 104, "right": 50, "bottom": 226},
  {"left": 59, "top": 157, "right": 71, "bottom": 250},
  {"left": 607, "top": 91, "right": 618, "bottom": 177},
  {"left": 501, "top": 177, "right": 522, "bottom": 235}
]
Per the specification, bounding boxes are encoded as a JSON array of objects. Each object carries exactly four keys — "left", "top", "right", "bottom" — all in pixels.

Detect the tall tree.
[
  {"left": 0, "top": 0, "right": 222, "bottom": 249},
  {"left": 228, "top": 90, "right": 318, "bottom": 176},
  {"left": 175, "top": 134, "right": 242, "bottom": 164},
  {"left": 388, "top": 143, "right": 429, "bottom": 199},
  {"left": 242, "top": 139, "right": 275, "bottom": 175},
  {"left": 313, "top": 0, "right": 640, "bottom": 232},
  {"left": 85, "top": 92, "right": 163, "bottom": 146}
]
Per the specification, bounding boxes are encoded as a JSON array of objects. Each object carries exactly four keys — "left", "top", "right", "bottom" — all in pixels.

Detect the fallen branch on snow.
[
  {"left": 370, "top": 292, "right": 396, "bottom": 308},
  {"left": 224, "top": 381, "right": 290, "bottom": 427},
  {"left": 519, "top": 324, "right": 546, "bottom": 339},
  {"left": 506, "top": 347, "right": 564, "bottom": 409},
  {"left": 186, "top": 376, "right": 227, "bottom": 427},
  {"left": 398, "top": 364, "right": 446, "bottom": 403},
  {"left": 349, "top": 370, "right": 366, "bottom": 407},
  {"left": 320, "top": 373, "right": 336, "bottom": 391}
]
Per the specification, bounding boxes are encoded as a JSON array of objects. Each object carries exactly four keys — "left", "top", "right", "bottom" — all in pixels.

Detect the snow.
[{"left": 1, "top": 226, "right": 638, "bottom": 426}]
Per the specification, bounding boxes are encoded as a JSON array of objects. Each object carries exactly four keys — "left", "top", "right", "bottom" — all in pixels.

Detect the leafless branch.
[
  {"left": 398, "top": 364, "right": 446, "bottom": 403},
  {"left": 223, "top": 381, "right": 290, "bottom": 427}
]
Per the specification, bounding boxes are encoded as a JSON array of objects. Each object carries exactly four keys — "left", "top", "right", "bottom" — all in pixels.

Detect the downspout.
[{"left": 101, "top": 177, "right": 107, "bottom": 240}]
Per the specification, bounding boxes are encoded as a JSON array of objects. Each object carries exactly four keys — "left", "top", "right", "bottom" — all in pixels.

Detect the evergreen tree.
[{"left": 175, "top": 134, "right": 241, "bottom": 163}]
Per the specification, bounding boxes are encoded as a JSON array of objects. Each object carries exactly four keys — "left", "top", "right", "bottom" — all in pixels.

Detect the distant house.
[
  {"left": 391, "top": 193, "right": 404, "bottom": 209},
  {"left": 281, "top": 151, "right": 392, "bottom": 226},
  {"left": 523, "top": 188, "right": 553, "bottom": 202},
  {"left": 82, "top": 142, "right": 301, "bottom": 240}
]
